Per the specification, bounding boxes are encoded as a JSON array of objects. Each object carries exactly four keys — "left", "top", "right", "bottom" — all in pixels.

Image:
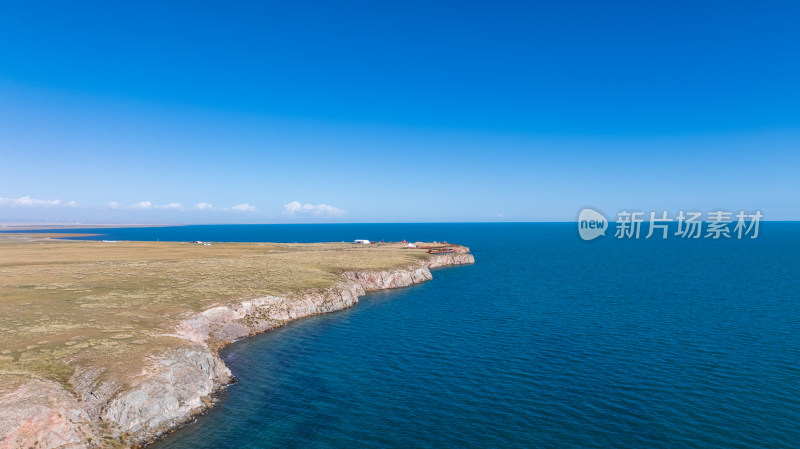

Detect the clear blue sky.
[{"left": 1, "top": 0, "right": 798, "bottom": 223}]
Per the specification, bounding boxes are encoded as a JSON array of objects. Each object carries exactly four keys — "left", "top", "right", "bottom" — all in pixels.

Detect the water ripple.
[{"left": 151, "top": 223, "right": 800, "bottom": 449}]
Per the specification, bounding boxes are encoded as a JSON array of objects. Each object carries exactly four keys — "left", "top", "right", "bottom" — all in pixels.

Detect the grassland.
[{"left": 0, "top": 234, "right": 432, "bottom": 390}]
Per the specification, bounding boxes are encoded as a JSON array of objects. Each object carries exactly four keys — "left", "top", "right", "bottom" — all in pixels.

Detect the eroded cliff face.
[
  {"left": 98, "top": 346, "right": 231, "bottom": 443},
  {"left": 0, "top": 252, "right": 474, "bottom": 448},
  {"left": 0, "top": 377, "right": 93, "bottom": 449}
]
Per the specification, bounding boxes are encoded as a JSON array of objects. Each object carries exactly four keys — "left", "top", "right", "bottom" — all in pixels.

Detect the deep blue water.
[{"left": 11, "top": 223, "right": 800, "bottom": 448}]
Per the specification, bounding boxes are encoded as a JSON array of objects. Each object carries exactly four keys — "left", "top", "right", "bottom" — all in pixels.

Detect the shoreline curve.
[{"left": 0, "top": 250, "right": 474, "bottom": 448}]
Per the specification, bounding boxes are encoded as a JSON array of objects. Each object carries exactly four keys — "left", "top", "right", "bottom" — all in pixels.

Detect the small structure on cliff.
[{"left": 353, "top": 239, "right": 371, "bottom": 244}]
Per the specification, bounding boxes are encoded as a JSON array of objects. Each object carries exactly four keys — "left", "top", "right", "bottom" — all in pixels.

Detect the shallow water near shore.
[{"left": 21, "top": 223, "right": 800, "bottom": 448}]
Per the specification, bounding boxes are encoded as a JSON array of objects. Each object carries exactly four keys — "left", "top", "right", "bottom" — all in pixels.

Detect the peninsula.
[{"left": 0, "top": 234, "right": 474, "bottom": 448}]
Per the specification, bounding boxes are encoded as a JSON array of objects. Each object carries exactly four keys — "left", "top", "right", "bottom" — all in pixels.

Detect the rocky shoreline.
[{"left": 0, "top": 251, "right": 474, "bottom": 448}]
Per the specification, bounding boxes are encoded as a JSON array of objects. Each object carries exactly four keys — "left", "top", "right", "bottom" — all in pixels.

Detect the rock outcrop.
[
  {"left": 0, "top": 377, "right": 93, "bottom": 449},
  {"left": 0, "top": 252, "right": 474, "bottom": 448}
]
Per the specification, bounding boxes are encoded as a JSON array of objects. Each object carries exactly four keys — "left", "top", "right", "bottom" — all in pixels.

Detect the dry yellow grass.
[{"left": 0, "top": 234, "right": 433, "bottom": 388}]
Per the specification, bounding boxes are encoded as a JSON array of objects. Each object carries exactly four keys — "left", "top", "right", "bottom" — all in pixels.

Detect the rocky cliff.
[{"left": 0, "top": 252, "right": 474, "bottom": 448}]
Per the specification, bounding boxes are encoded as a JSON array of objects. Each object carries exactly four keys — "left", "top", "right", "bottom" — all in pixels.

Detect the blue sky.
[{"left": 1, "top": 0, "right": 799, "bottom": 223}]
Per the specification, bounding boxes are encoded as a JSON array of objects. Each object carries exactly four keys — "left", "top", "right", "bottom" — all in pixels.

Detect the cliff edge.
[{"left": 0, "top": 250, "right": 474, "bottom": 448}]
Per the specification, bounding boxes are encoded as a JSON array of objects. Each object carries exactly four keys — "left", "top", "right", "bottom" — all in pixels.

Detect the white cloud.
[
  {"left": 0, "top": 196, "right": 70, "bottom": 207},
  {"left": 65, "top": 200, "right": 79, "bottom": 207},
  {"left": 119, "top": 201, "right": 184, "bottom": 210},
  {"left": 109, "top": 201, "right": 243, "bottom": 212},
  {"left": 156, "top": 202, "right": 183, "bottom": 209},
  {"left": 282, "top": 201, "right": 345, "bottom": 217},
  {"left": 231, "top": 203, "right": 256, "bottom": 212}
]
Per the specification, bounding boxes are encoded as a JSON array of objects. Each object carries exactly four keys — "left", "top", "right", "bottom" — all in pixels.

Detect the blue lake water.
[{"left": 13, "top": 223, "right": 800, "bottom": 448}]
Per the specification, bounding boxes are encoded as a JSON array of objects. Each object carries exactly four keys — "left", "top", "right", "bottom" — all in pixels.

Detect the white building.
[{"left": 354, "top": 239, "right": 371, "bottom": 244}]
